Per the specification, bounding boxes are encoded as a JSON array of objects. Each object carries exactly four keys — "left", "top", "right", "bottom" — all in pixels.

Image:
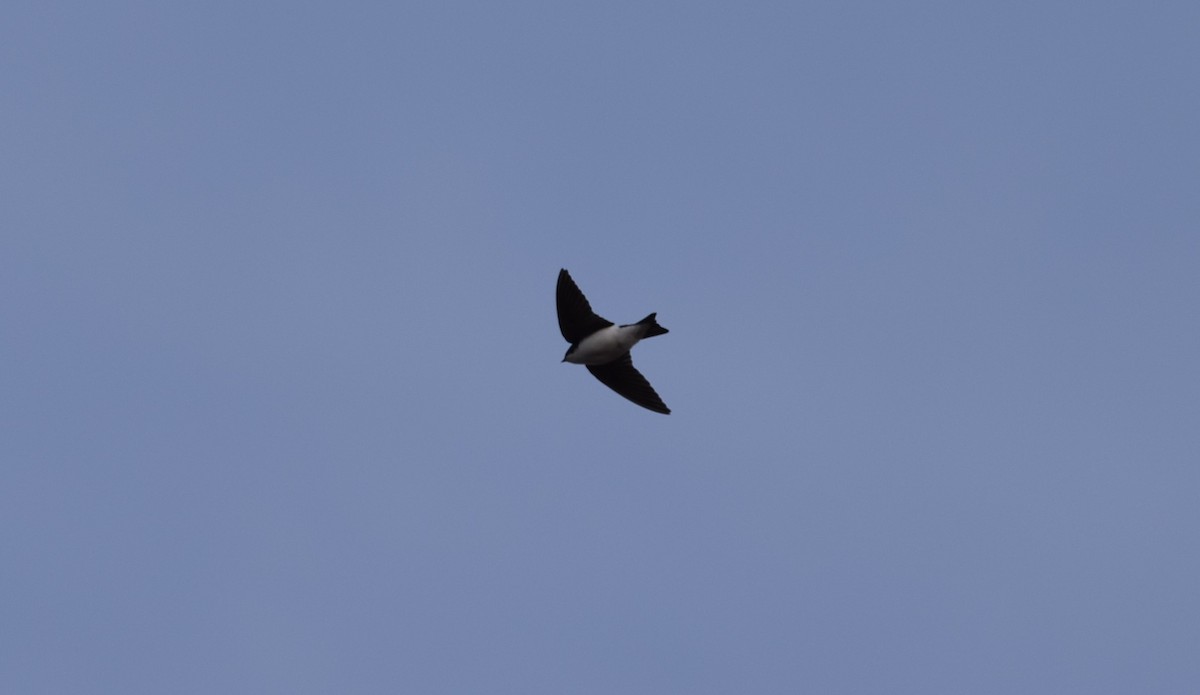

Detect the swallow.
[{"left": 557, "top": 268, "right": 670, "bottom": 414}]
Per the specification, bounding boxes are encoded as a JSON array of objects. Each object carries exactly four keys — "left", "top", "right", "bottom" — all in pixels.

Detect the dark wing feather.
[
  {"left": 586, "top": 353, "right": 670, "bottom": 414},
  {"left": 557, "top": 269, "right": 612, "bottom": 343}
]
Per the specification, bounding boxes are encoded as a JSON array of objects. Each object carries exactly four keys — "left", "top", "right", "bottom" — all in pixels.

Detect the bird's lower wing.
[{"left": 586, "top": 353, "right": 670, "bottom": 414}]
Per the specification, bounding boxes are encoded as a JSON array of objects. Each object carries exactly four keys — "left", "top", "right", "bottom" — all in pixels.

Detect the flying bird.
[{"left": 556, "top": 268, "right": 670, "bottom": 414}]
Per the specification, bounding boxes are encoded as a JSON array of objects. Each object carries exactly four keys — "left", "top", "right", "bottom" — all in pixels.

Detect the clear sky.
[{"left": 3, "top": 2, "right": 1198, "bottom": 693}]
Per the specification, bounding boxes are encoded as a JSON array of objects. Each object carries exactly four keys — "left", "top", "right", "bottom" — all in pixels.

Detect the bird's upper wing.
[
  {"left": 557, "top": 269, "right": 613, "bottom": 343},
  {"left": 586, "top": 353, "right": 670, "bottom": 414}
]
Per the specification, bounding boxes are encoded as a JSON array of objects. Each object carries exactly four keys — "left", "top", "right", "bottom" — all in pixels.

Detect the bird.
[{"left": 556, "top": 268, "right": 671, "bottom": 414}]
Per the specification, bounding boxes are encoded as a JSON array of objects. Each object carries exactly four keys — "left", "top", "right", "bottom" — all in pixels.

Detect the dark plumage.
[{"left": 556, "top": 269, "right": 670, "bottom": 414}]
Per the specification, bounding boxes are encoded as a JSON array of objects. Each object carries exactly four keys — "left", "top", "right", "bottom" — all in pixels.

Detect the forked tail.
[{"left": 635, "top": 312, "right": 668, "bottom": 338}]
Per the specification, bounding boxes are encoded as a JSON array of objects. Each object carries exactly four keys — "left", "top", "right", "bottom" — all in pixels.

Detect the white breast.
[{"left": 565, "top": 325, "right": 643, "bottom": 365}]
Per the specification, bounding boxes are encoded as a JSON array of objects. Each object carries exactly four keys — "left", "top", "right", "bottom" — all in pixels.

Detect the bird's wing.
[
  {"left": 586, "top": 353, "right": 670, "bottom": 414},
  {"left": 557, "top": 269, "right": 613, "bottom": 343}
]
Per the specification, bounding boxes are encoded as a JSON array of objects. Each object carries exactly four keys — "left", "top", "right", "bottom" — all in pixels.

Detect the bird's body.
[
  {"left": 556, "top": 269, "right": 671, "bottom": 414},
  {"left": 563, "top": 323, "right": 654, "bottom": 365}
]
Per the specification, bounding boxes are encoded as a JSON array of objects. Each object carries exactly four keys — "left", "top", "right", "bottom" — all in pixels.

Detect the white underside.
[{"left": 564, "top": 325, "right": 645, "bottom": 365}]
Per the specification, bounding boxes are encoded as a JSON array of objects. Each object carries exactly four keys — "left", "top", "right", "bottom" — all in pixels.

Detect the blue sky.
[{"left": 3, "top": 2, "right": 1198, "bottom": 693}]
